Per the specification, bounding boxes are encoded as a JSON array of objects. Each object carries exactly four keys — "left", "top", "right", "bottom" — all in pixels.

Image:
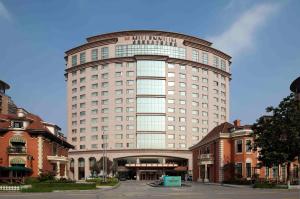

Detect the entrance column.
[
  {"left": 56, "top": 161, "right": 61, "bottom": 179},
  {"left": 64, "top": 163, "right": 67, "bottom": 178},
  {"left": 204, "top": 164, "right": 208, "bottom": 182},
  {"left": 84, "top": 157, "right": 90, "bottom": 179},
  {"left": 74, "top": 158, "right": 79, "bottom": 180},
  {"left": 198, "top": 166, "right": 201, "bottom": 182},
  {"left": 136, "top": 170, "right": 140, "bottom": 181}
]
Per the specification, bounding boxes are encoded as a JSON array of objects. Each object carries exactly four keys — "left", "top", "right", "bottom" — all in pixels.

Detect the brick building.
[
  {"left": 0, "top": 108, "right": 73, "bottom": 181},
  {"left": 190, "top": 120, "right": 299, "bottom": 183}
]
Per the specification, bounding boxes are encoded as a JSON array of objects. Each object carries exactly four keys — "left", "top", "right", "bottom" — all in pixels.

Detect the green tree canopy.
[{"left": 252, "top": 93, "right": 300, "bottom": 184}]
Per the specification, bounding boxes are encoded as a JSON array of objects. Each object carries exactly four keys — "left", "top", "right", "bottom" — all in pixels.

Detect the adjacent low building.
[
  {"left": 190, "top": 120, "right": 300, "bottom": 183},
  {"left": 0, "top": 108, "right": 73, "bottom": 182}
]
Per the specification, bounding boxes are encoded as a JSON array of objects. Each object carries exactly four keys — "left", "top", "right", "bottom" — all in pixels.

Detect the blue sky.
[{"left": 0, "top": 0, "right": 299, "bottom": 133}]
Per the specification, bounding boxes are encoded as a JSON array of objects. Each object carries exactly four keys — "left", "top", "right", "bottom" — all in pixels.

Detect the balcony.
[
  {"left": 7, "top": 146, "right": 27, "bottom": 154},
  {"left": 198, "top": 153, "right": 214, "bottom": 165}
]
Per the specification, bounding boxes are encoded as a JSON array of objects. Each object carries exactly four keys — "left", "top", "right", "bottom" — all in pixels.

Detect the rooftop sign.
[{"left": 124, "top": 35, "right": 178, "bottom": 47}]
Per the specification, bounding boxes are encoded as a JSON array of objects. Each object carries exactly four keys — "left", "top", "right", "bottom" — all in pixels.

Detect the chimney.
[
  {"left": 16, "top": 108, "right": 26, "bottom": 118},
  {"left": 233, "top": 119, "right": 241, "bottom": 127}
]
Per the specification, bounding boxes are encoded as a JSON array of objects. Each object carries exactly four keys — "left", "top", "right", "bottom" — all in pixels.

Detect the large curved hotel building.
[{"left": 65, "top": 30, "right": 231, "bottom": 180}]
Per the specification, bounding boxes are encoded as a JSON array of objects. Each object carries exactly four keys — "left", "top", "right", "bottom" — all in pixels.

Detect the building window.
[
  {"left": 137, "top": 98, "right": 165, "bottom": 113},
  {"left": 246, "top": 140, "right": 252, "bottom": 152},
  {"left": 220, "top": 59, "right": 226, "bottom": 70},
  {"left": 80, "top": 52, "right": 86, "bottom": 64},
  {"left": 192, "top": 49, "right": 199, "bottom": 62},
  {"left": 202, "top": 52, "right": 208, "bottom": 64},
  {"left": 91, "top": 49, "right": 98, "bottom": 61},
  {"left": 236, "top": 140, "right": 243, "bottom": 153},
  {"left": 213, "top": 56, "right": 219, "bottom": 67},
  {"left": 137, "top": 79, "right": 165, "bottom": 95},
  {"left": 265, "top": 167, "right": 270, "bottom": 178},
  {"left": 12, "top": 121, "right": 23, "bottom": 129},
  {"left": 137, "top": 115, "right": 165, "bottom": 131},
  {"left": 115, "top": 44, "right": 186, "bottom": 59},
  {"left": 137, "top": 134, "right": 165, "bottom": 149},
  {"left": 246, "top": 163, "right": 251, "bottom": 178},
  {"left": 137, "top": 60, "right": 165, "bottom": 77},
  {"left": 235, "top": 163, "right": 243, "bottom": 177},
  {"left": 71, "top": 55, "right": 77, "bottom": 66},
  {"left": 101, "top": 47, "right": 109, "bottom": 59}
]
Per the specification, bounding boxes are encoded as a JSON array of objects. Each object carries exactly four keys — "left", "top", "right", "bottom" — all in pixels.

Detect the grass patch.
[
  {"left": 86, "top": 177, "right": 119, "bottom": 186},
  {"left": 253, "top": 182, "right": 287, "bottom": 189},
  {"left": 21, "top": 182, "right": 96, "bottom": 192}
]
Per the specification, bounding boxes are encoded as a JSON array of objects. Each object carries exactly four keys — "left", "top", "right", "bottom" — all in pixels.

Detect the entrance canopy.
[{"left": 0, "top": 166, "right": 32, "bottom": 173}]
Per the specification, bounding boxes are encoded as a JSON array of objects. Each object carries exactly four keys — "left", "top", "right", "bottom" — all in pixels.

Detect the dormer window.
[{"left": 12, "top": 121, "right": 23, "bottom": 129}]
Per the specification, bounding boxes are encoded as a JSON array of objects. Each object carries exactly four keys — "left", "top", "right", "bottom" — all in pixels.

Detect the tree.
[
  {"left": 252, "top": 93, "right": 300, "bottom": 187},
  {"left": 91, "top": 157, "right": 113, "bottom": 176}
]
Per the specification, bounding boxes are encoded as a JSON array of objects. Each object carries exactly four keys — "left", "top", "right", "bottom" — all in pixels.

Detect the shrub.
[
  {"left": 253, "top": 182, "right": 277, "bottom": 188},
  {"left": 222, "top": 178, "right": 252, "bottom": 185},
  {"left": 24, "top": 177, "right": 39, "bottom": 184},
  {"left": 38, "top": 171, "right": 56, "bottom": 182}
]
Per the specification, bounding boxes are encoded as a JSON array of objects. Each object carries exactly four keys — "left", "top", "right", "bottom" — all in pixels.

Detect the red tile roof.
[
  {"left": 189, "top": 122, "right": 234, "bottom": 150},
  {"left": 0, "top": 112, "right": 73, "bottom": 149}
]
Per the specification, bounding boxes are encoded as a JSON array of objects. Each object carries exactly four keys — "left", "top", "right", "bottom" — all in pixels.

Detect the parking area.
[{"left": 0, "top": 181, "right": 298, "bottom": 199}]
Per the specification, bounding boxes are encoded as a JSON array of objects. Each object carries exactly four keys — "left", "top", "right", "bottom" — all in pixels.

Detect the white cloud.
[
  {"left": 210, "top": 3, "right": 281, "bottom": 57},
  {"left": 0, "top": 1, "right": 12, "bottom": 21}
]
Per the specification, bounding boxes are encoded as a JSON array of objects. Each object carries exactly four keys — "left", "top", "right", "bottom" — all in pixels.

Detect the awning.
[
  {"left": 10, "top": 136, "right": 25, "bottom": 143},
  {"left": 0, "top": 166, "right": 32, "bottom": 173},
  {"left": 10, "top": 158, "right": 25, "bottom": 164},
  {"left": 7, "top": 166, "right": 32, "bottom": 173}
]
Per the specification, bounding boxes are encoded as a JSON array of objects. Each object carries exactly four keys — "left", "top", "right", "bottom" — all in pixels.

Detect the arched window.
[
  {"left": 89, "top": 157, "right": 96, "bottom": 168},
  {"left": 70, "top": 158, "right": 74, "bottom": 168},
  {"left": 78, "top": 158, "right": 85, "bottom": 167}
]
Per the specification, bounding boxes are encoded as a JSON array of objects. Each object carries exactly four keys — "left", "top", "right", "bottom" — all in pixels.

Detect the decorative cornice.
[
  {"left": 85, "top": 30, "right": 212, "bottom": 46},
  {"left": 69, "top": 148, "right": 192, "bottom": 154},
  {"left": 64, "top": 55, "right": 231, "bottom": 78},
  {"left": 64, "top": 31, "right": 232, "bottom": 61},
  {"left": 183, "top": 40, "right": 231, "bottom": 60},
  {"left": 65, "top": 38, "right": 118, "bottom": 55}
]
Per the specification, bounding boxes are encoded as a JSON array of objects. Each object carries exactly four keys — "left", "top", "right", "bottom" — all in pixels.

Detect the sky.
[{"left": 0, "top": 0, "right": 299, "bottom": 133}]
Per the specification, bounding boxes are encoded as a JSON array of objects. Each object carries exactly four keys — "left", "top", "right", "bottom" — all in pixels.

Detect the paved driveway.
[{"left": 0, "top": 181, "right": 299, "bottom": 199}]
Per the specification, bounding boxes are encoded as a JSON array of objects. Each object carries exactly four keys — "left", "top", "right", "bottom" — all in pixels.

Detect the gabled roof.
[
  {"left": 0, "top": 112, "right": 74, "bottom": 149},
  {"left": 189, "top": 122, "right": 234, "bottom": 150}
]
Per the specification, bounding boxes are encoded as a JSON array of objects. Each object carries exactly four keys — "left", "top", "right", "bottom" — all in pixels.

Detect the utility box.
[{"left": 163, "top": 176, "right": 181, "bottom": 187}]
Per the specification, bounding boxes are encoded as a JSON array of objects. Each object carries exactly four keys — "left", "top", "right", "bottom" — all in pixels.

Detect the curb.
[
  {"left": 96, "top": 181, "right": 121, "bottom": 191},
  {"left": 201, "top": 182, "right": 251, "bottom": 188}
]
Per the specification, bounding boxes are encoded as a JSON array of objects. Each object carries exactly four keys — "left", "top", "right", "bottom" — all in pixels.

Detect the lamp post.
[{"left": 102, "top": 132, "right": 107, "bottom": 183}]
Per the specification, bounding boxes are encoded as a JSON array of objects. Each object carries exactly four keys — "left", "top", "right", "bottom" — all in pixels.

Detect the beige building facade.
[{"left": 64, "top": 30, "right": 231, "bottom": 180}]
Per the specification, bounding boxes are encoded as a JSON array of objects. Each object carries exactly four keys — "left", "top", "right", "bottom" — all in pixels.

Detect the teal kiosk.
[{"left": 163, "top": 176, "right": 182, "bottom": 187}]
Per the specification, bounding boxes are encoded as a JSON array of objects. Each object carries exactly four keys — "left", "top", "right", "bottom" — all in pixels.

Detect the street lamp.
[{"left": 102, "top": 131, "right": 107, "bottom": 183}]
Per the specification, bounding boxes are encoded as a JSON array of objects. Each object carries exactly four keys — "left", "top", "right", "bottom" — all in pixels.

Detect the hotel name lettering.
[{"left": 131, "top": 35, "right": 177, "bottom": 47}]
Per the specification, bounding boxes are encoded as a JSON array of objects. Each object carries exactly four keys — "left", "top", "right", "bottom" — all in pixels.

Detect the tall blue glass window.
[
  {"left": 137, "top": 115, "right": 165, "bottom": 131},
  {"left": 137, "top": 79, "right": 165, "bottom": 95},
  {"left": 115, "top": 45, "right": 186, "bottom": 59},
  {"left": 137, "top": 134, "right": 165, "bottom": 149},
  {"left": 137, "top": 98, "right": 165, "bottom": 113},
  {"left": 137, "top": 61, "right": 165, "bottom": 77}
]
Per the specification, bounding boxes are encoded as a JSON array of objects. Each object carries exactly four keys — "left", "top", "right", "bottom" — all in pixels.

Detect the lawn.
[
  {"left": 21, "top": 182, "right": 97, "bottom": 192},
  {"left": 86, "top": 177, "right": 119, "bottom": 186}
]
